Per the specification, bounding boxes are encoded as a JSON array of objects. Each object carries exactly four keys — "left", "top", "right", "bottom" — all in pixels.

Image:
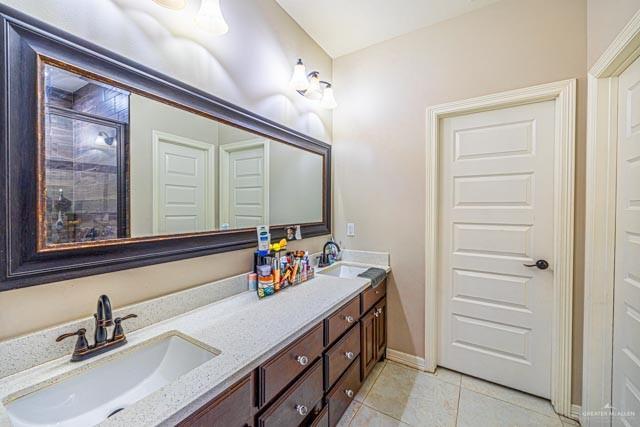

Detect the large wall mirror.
[
  {"left": 0, "top": 7, "right": 331, "bottom": 290},
  {"left": 41, "top": 61, "right": 324, "bottom": 249}
]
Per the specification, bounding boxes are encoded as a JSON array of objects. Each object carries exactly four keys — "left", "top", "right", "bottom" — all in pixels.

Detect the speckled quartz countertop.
[{"left": 0, "top": 261, "right": 391, "bottom": 427}]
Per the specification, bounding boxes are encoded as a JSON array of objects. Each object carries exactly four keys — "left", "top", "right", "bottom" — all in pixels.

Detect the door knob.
[{"left": 523, "top": 260, "right": 549, "bottom": 270}]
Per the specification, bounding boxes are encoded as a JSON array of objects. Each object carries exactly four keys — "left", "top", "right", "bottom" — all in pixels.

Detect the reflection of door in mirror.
[
  {"left": 219, "top": 139, "right": 270, "bottom": 230},
  {"left": 152, "top": 132, "right": 215, "bottom": 235},
  {"left": 42, "top": 64, "right": 130, "bottom": 246}
]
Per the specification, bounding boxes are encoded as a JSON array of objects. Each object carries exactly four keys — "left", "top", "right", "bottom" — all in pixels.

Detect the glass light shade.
[
  {"left": 289, "top": 60, "right": 309, "bottom": 91},
  {"left": 153, "top": 0, "right": 187, "bottom": 10},
  {"left": 321, "top": 86, "right": 337, "bottom": 110},
  {"left": 196, "top": 0, "right": 229, "bottom": 35},
  {"left": 305, "top": 74, "right": 322, "bottom": 100}
]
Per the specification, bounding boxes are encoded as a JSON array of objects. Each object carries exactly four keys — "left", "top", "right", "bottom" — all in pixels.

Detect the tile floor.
[{"left": 337, "top": 359, "right": 580, "bottom": 427}]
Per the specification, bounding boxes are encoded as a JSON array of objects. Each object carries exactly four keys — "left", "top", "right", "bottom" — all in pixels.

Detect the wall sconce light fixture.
[
  {"left": 152, "top": 0, "right": 229, "bottom": 35},
  {"left": 289, "top": 59, "right": 337, "bottom": 110}
]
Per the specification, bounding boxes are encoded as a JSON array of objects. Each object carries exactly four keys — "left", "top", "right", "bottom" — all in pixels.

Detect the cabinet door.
[
  {"left": 178, "top": 374, "right": 253, "bottom": 427},
  {"left": 374, "top": 298, "right": 387, "bottom": 359},
  {"left": 360, "top": 309, "right": 377, "bottom": 380}
]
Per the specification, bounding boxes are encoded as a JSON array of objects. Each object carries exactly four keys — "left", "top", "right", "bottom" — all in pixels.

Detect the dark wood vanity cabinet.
[
  {"left": 258, "top": 323, "right": 324, "bottom": 407},
  {"left": 360, "top": 306, "right": 378, "bottom": 380},
  {"left": 178, "top": 374, "right": 254, "bottom": 427},
  {"left": 375, "top": 298, "right": 387, "bottom": 358},
  {"left": 180, "top": 279, "right": 387, "bottom": 427},
  {"left": 361, "top": 281, "right": 387, "bottom": 380}
]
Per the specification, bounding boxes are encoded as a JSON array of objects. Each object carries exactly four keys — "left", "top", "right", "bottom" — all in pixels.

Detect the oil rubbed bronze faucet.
[
  {"left": 56, "top": 295, "right": 137, "bottom": 362},
  {"left": 318, "top": 240, "right": 341, "bottom": 267}
]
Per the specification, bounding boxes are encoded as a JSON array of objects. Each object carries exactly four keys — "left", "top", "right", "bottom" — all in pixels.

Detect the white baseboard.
[{"left": 386, "top": 348, "right": 427, "bottom": 371}]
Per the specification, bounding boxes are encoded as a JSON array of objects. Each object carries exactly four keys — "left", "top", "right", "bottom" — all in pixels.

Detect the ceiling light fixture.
[
  {"left": 195, "top": 0, "right": 229, "bottom": 35},
  {"left": 289, "top": 59, "right": 337, "bottom": 110},
  {"left": 152, "top": 0, "right": 187, "bottom": 10}
]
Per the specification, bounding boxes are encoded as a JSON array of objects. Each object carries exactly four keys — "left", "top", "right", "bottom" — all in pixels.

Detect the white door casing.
[
  {"left": 219, "top": 139, "right": 269, "bottom": 229},
  {"left": 612, "top": 54, "right": 640, "bottom": 427},
  {"left": 152, "top": 131, "right": 215, "bottom": 234},
  {"left": 583, "top": 9, "right": 640, "bottom": 426},
  {"left": 438, "top": 101, "right": 555, "bottom": 398},
  {"left": 426, "top": 79, "right": 576, "bottom": 416}
]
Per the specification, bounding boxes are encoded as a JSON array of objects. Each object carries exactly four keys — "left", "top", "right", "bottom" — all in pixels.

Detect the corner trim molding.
[
  {"left": 582, "top": 8, "right": 640, "bottom": 427},
  {"left": 386, "top": 348, "right": 426, "bottom": 371},
  {"left": 424, "top": 79, "right": 576, "bottom": 417}
]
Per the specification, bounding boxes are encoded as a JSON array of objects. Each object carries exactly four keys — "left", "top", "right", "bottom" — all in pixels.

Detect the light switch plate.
[{"left": 347, "top": 223, "right": 355, "bottom": 237}]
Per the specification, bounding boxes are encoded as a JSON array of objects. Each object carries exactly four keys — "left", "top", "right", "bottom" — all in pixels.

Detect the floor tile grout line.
[
  {"left": 461, "top": 387, "right": 564, "bottom": 422},
  {"left": 356, "top": 360, "right": 387, "bottom": 404},
  {"left": 455, "top": 379, "right": 462, "bottom": 426},
  {"left": 459, "top": 376, "right": 561, "bottom": 419},
  {"left": 359, "top": 401, "right": 408, "bottom": 425}
]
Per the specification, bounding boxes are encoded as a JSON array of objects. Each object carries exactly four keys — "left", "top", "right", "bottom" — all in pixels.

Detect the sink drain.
[{"left": 107, "top": 408, "right": 125, "bottom": 418}]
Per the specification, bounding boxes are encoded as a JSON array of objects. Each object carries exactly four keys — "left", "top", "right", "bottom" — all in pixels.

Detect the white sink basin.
[
  {"left": 5, "top": 332, "right": 219, "bottom": 427},
  {"left": 319, "top": 264, "right": 369, "bottom": 279}
]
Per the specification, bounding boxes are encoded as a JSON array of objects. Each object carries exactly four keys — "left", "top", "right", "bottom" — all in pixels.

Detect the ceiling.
[{"left": 275, "top": 0, "right": 501, "bottom": 58}]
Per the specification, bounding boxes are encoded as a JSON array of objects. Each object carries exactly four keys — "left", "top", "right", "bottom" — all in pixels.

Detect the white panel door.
[
  {"left": 612, "top": 55, "right": 640, "bottom": 427},
  {"left": 438, "top": 100, "right": 556, "bottom": 398},
  {"left": 154, "top": 135, "right": 212, "bottom": 234},
  {"left": 227, "top": 146, "right": 266, "bottom": 229}
]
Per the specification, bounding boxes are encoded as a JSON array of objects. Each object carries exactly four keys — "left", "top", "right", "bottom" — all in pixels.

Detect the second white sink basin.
[
  {"left": 319, "top": 264, "right": 369, "bottom": 279},
  {"left": 5, "top": 332, "right": 219, "bottom": 427}
]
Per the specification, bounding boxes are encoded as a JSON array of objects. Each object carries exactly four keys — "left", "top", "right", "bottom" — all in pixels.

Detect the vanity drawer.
[
  {"left": 325, "top": 297, "right": 360, "bottom": 346},
  {"left": 324, "top": 322, "right": 361, "bottom": 390},
  {"left": 309, "top": 406, "right": 329, "bottom": 427},
  {"left": 178, "top": 374, "right": 253, "bottom": 427},
  {"left": 259, "top": 323, "right": 324, "bottom": 407},
  {"left": 257, "top": 359, "right": 324, "bottom": 427},
  {"left": 361, "top": 279, "right": 386, "bottom": 315},
  {"left": 327, "top": 357, "right": 362, "bottom": 427}
]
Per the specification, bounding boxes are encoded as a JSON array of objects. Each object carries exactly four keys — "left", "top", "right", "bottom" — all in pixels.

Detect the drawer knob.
[
  {"left": 345, "top": 389, "right": 354, "bottom": 398},
  {"left": 374, "top": 311, "right": 380, "bottom": 318},
  {"left": 345, "top": 315, "right": 354, "bottom": 324},
  {"left": 296, "top": 355, "right": 309, "bottom": 366},
  {"left": 345, "top": 351, "right": 355, "bottom": 360},
  {"left": 296, "top": 404, "right": 309, "bottom": 416}
]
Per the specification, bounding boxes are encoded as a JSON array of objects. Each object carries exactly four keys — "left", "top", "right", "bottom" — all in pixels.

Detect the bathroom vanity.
[
  {"left": 0, "top": 260, "right": 389, "bottom": 426},
  {"left": 178, "top": 277, "right": 387, "bottom": 427}
]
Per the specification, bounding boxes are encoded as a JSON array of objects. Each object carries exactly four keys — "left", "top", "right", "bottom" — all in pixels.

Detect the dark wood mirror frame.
[{"left": 0, "top": 5, "right": 331, "bottom": 291}]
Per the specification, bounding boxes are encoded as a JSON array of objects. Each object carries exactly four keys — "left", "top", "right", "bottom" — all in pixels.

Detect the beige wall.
[
  {"left": 0, "top": 0, "right": 332, "bottom": 340},
  {"left": 587, "top": 0, "right": 640, "bottom": 67},
  {"left": 332, "top": 0, "right": 587, "bottom": 403}
]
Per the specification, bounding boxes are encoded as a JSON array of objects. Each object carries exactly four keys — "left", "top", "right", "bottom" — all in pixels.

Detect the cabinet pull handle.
[
  {"left": 296, "top": 355, "right": 309, "bottom": 366},
  {"left": 345, "top": 389, "right": 354, "bottom": 398},
  {"left": 345, "top": 351, "right": 355, "bottom": 360},
  {"left": 345, "top": 315, "right": 354, "bottom": 323},
  {"left": 296, "top": 404, "right": 308, "bottom": 416}
]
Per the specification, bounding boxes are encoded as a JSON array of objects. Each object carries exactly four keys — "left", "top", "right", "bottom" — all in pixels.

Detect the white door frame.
[
  {"left": 219, "top": 138, "right": 270, "bottom": 229},
  {"left": 582, "top": 10, "right": 640, "bottom": 427},
  {"left": 151, "top": 130, "right": 216, "bottom": 234},
  {"left": 425, "top": 79, "right": 576, "bottom": 417}
]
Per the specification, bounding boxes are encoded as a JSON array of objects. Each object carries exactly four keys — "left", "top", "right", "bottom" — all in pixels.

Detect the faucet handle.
[
  {"left": 56, "top": 328, "right": 89, "bottom": 354},
  {"left": 112, "top": 314, "right": 137, "bottom": 341}
]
